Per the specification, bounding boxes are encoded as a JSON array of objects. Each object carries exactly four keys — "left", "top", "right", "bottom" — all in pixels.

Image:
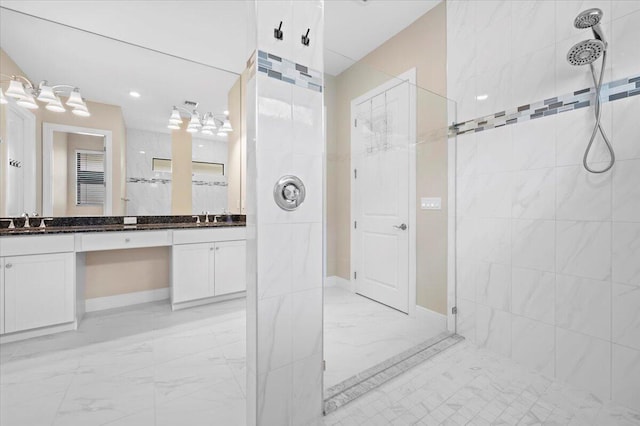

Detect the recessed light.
[
  {"left": 198, "top": 144, "right": 204, "bottom": 148},
  {"left": 476, "top": 94, "right": 488, "bottom": 101},
  {"left": 139, "top": 150, "right": 145, "bottom": 154},
  {"left": 129, "top": 91, "right": 141, "bottom": 98}
]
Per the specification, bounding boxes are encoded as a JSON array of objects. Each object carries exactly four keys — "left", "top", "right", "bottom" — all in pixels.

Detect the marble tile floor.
[
  {"left": 323, "top": 341, "right": 640, "bottom": 426},
  {"left": 323, "top": 285, "right": 448, "bottom": 390},
  {"left": 0, "top": 299, "right": 247, "bottom": 426}
]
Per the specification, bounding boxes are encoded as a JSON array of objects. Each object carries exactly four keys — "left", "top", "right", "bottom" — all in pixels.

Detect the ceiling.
[{"left": 0, "top": 0, "right": 440, "bottom": 134}]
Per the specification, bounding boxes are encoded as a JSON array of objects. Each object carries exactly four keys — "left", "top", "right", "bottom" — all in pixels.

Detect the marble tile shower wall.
[
  {"left": 246, "top": 1, "right": 324, "bottom": 425},
  {"left": 125, "top": 128, "right": 228, "bottom": 215},
  {"left": 447, "top": 0, "right": 640, "bottom": 410}
]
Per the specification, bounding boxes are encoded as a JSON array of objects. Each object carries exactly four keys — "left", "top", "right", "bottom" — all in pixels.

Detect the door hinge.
[
  {"left": 452, "top": 306, "right": 457, "bottom": 315},
  {"left": 354, "top": 221, "right": 357, "bottom": 229},
  {"left": 354, "top": 271, "right": 357, "bottom": 279},
  {"left": 354, "top": 169, "right": 357, "bottom": 179}
]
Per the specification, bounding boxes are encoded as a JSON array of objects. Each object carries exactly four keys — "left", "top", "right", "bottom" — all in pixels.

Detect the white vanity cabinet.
[
  {"left": 0, "top": 235, "right": 76, "bottom": 336},
  {"left": 171, "top": 227, "right": 246, "bottom": 309}
]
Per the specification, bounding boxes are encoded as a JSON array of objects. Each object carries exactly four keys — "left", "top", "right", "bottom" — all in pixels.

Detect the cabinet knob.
[
  {"left": 210, "top": 247, "right": 214, "bottom": 251},
  {"left": 5, "top": 263, "right": 12, "bottom": 269}
]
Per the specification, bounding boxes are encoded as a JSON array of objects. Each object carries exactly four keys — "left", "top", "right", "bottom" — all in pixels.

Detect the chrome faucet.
[
  {"left": 203, "top": 211, "right": 210, "bottom": 223},
  {"left": 192, "top": 215, "right": 201, "bottom": 225},
  {"left": 21, "top": 213, "right": 30, "bottom": 228}
]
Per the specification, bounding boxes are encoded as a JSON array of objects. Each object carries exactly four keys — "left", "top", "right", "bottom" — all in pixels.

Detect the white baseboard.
[
  {"left": 85, "top": 288, "right": 170, "bottom": 312},
  {"left": 416, "top": 305, "right": 448, "bottom": 328},
  {"left": 325, "top": 275, "right": 353, "bottom": 292},
  {"left": 171, "top": 291, "right": 246, "bottom": 311},
  {"left": 0, "top": 321, "right": 77, "bottom": 344}
]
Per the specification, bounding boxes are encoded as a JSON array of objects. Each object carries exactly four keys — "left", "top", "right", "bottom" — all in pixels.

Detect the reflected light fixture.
[
  {"left": 0, "top": 75, "right": 90, "bottom": 116},
  {"left": 167, "top": 101, "right": 230, "bottom": 137}
]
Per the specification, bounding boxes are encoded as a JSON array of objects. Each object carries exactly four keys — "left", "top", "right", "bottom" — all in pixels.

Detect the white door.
[
  {"left": 352, "top": 73, "right": 413, "bottom": 313},
  {"left": 172, "top": 243, "right": 214, "bottom": 303},
  {"left": 3, "top": 253, "right": 75, "bottom": 333},
  {"left": 214, "top": 240, "right": 247, "bottom": 295}
]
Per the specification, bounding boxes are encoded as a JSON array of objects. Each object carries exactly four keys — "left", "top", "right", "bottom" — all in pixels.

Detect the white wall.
[
  {"left": 448, "top": 0, "right": 640, "bottom": 409},
  {"left": 245, "top": 1, "right": 324, "bottom": 425}
]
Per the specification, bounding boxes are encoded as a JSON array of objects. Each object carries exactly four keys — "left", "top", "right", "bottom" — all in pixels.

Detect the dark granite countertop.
[{"left": 0, "top": 215, "right": 246, "bottom": 236}]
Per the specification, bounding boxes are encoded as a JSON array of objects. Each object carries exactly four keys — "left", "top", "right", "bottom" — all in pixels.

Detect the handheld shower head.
[
  {"left": 574, "top": 8, "right": 603, "bottom": 29},
  {"left": 567, "top": 39, "right": 605, "bottom": 66},
  {"left": 574, "top": 8, "right": 607, "bottom": 43}
]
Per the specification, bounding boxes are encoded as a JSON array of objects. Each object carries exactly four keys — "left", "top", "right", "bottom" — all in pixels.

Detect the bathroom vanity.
[{"left": 0, "top": 218, "right": 246, "bottom": 343}]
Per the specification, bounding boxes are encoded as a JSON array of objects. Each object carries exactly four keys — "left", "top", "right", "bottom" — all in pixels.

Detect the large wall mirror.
[{"left": 0, "top": 6, "right": 247, "bottom": 217}]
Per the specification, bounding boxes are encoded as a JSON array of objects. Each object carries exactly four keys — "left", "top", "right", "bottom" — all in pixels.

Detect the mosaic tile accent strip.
[
  {"left": 127, "top": 177, "right": 227, "bottom": 187},
  {"left": 450, "top": 73, "right": 640, "bottom": 136},
  {"left": 324, "top": 333, "right": 465, "bottom": 414},
  {"left": 256, "top": 50, "right": 323, "bottom": 92}
]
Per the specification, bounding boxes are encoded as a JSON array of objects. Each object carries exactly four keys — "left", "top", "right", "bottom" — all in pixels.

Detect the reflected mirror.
[{"left": 0, "top": 6, "right": 247, "bottom": 217}]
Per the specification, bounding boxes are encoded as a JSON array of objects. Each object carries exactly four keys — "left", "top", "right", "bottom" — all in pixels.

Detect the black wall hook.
[
  {"left": 301, "top": 28, "right": 310, "bottom": 46},
  {"left": 274, "top": 21, "right": 283, "bottom": 40}
]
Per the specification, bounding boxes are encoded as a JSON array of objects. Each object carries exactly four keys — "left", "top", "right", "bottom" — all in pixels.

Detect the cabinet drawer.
[
  {"left": 77, "top": 230, "right": 171, "bottom": 252},
  {"left": 0, "top": 234, "right": 75, "bottom": 256},
  {"left": 173, "top": 227, "right": 246, "bottom": 245}
]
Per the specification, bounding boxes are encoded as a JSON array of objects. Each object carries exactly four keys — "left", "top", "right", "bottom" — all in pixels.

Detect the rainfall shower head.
[
  {"left": 574, "top": 8, "right": 603, "bottom": 29},
  {"left": 567, "top": 39, "right": 605, "bottom": 66}
]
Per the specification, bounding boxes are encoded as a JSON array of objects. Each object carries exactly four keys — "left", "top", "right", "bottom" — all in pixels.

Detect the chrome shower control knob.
[
  {"left": 273, "top": 175, "right": 306, "bottom": 211},
  {"left": 283, "top": 184, "right": 299, "bottom": 202}
]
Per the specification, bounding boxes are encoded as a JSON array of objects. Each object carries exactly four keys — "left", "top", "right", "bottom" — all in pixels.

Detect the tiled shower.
[{"left": 448, "top": 0, "right": 640, "bottom": 409}]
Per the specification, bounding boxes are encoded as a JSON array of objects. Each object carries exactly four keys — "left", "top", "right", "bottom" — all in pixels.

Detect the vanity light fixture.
[
  {"left": 0, "top": 74, "right": 90, "bottom": 116},
  {"left": 167, "top": 102, "right": 231, "bottom": 136}
]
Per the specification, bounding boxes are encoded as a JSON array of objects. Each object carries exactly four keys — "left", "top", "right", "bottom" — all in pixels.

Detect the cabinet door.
[
  {"left": 214, "top": 240, "right": 246, "bottom": 295},
  {"left": 172, "top": 243, "right": 214, "bottom": 303},
  {"left": 4, "top": 253, "right": 74, "bottom": 333}
]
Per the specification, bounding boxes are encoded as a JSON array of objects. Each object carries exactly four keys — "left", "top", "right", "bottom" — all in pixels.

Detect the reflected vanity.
[{"left": 0, "top": 7, "right": 250, "bottom": 341}]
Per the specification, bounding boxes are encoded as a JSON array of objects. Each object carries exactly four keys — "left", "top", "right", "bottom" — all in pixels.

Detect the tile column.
[{"left": 246, "top": 1, "right": 324, "bottom": 425}]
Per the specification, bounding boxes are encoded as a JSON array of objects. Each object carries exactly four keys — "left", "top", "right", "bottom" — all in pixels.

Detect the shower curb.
[{"left": 323, "top": 332, "right": 465, "bottom": 414}]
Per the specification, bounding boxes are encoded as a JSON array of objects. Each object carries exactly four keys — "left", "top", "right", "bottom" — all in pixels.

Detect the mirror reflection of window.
[{"left": 75, "top": 150, "right": 105, "bottom": 206}]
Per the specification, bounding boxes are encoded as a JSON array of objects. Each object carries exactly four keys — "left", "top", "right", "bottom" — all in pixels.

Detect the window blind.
[{"left": 76, "top": 150, "right": 105, "bottom": 205}]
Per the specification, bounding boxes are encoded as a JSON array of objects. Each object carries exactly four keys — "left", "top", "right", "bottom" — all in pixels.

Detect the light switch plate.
[
  {"left": 421, "top": 197, "right": 441, "bottom": 210},
  {"left": 123, "top": 216, "right": 137, "bottom": 225}
]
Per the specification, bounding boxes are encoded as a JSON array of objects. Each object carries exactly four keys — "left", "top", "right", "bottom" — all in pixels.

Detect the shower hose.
[{"left": 584, "top": 50, "right": 615, "bottom": 174}]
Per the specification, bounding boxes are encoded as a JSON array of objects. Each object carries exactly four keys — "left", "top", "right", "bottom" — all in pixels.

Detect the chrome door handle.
[{"left": 394, "top": 223, "right": 407, "bottom": 231}]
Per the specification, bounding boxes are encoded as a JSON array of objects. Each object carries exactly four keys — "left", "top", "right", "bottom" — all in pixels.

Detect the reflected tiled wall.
[
  {"left": 246, "top": 1, "right": 324, "bottom": 425},
  {"left": 447, "top": 0, "right": 640, "bottom": 409},
  {"left": 125, "top": 128, "right": 228, "bottom": 215}
]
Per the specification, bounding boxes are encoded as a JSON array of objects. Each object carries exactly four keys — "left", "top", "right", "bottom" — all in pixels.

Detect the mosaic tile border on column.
[{"left": 450, "top": 73, "right": 640, "bottom": 136}]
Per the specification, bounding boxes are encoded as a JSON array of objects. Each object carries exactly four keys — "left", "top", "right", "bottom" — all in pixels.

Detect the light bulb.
[
  {"left": 220, "top": 118, "right": 233, "bottom": 132},
  {"left": 45, "top": 97, "right": 66, "bottom": 112},
  {"left": 5, "top": 79, "right": 27, "bottom": 99},
  {"left": 16, "top": 93, "right": 39, "bottom": 109},
  {"left": 37, "top": 84, "right": 57, "bottom": 103},
  {"left": 72, "top": 103, "right": 91, "bottom": 117},
  {"left": 189, "top": 111, "right": 201, "bottom": 128},
  {"left": 169, "top": 107, "right": 183, "bottom": 125},
  {"left": 202, "top": 113, "right": 217, "bottom": 130},
  {"left": 66, "top": 89, "right": 85, "bottom": 108}
]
